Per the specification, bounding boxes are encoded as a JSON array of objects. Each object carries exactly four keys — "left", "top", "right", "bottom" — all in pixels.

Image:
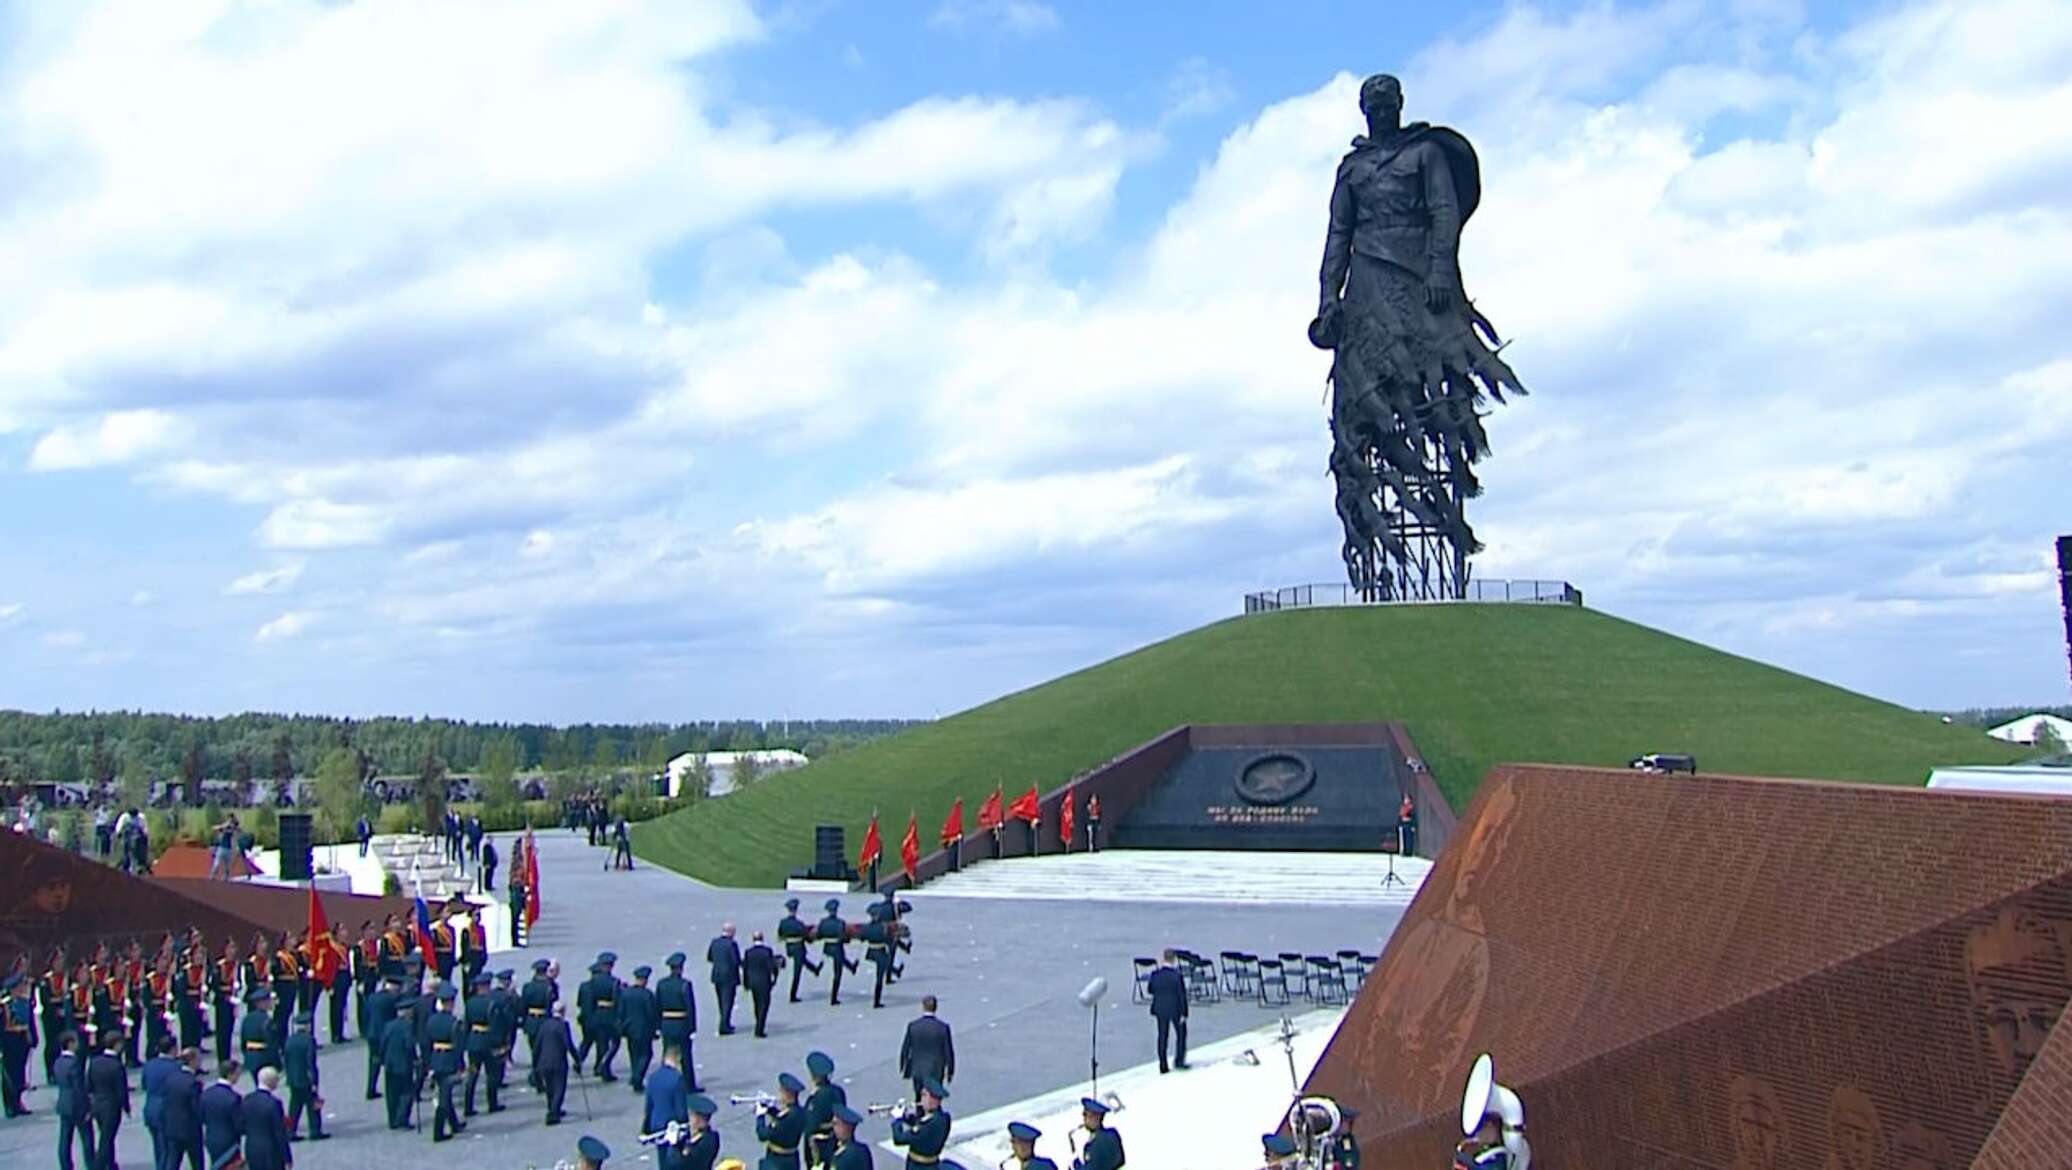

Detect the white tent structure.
[
  {"left": 1927, "top": 763, "right": 2072, "bottom": 797},
  {"left": 1986, "top": 712, "right": 2072, "bottom": 746},
  {"left": 663, "top": 749, "right": 809, "bottom": 799}
]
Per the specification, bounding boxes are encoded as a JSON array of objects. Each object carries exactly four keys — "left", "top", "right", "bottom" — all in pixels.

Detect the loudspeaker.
[
  {"left": 278, "top": 813, "right": 313, "bottom": 881},
  {"left": 813, "top": 825, "right": 846, "bottom": 879}
]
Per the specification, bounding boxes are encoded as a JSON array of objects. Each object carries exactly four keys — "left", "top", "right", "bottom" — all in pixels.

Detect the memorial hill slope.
[{"left": 633, "top": 604, "right": 2021, "bottom": 888}]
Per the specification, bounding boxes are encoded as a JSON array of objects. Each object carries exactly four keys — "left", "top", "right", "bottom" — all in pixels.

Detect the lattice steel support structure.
[{"left": 1346, "top": 428, "right": 1472, "bottom": 603}]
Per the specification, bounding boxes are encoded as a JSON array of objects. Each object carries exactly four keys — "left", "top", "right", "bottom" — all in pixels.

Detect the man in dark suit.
[
  {"left": 704, "top": 926, "right": 741, "bottom": 1036},
  {"left": 283, "top": 1015, "right": 327, "bottom": 1141},
  {"left": 1147, "top": 949, "right": 1189, "bottom": 1074},
  {"left": 739, "top": 932, "right": 779, "bottom": 1040},
  {"left": 142, "top": 1033, "right": 179, "bottom": 1170},
  {"left": 240, "top": 1065, "right": 293, "bottom": 1170},
  {"left": 52, "top": 1030, "right": 92, "bottom": 1170},
  {"left": 536, "top": 1000, "right": 575, "bottom": 1126},
  {"left": 86, "top": 1031, "right": 129, "bottom": 1170},
  {"left": 161, "top": 1048, "right": 205, "bottom": 1170},
  {"left": 200, "top": 1061, "right": 244, "bottom": 1169},
  {"left": 897, "top": 996, "right": 955, "bottom": 1100}
]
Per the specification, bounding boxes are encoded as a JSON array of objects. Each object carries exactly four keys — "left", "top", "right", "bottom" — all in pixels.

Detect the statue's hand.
[{"left": 1423, "top": 272, "right": 1457, "bottom": 311}]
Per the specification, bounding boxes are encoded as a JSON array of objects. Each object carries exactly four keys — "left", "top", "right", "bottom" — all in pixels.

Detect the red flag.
[
  {"left": 940, "top": 798, "right": 965, "bottom": 847},
  {"left": 523, "top": 830, "right": 541, "bottom": 928},
  {"left": 858, "top": 813, "right": 883, "bottom": 871},
  {"left": 305, "top": 886, "right": 339, "bottom": 986},
  {"left": 1008, "top": 784, "right": 1041, "bottom": 826},
  {"left": 977, "top": 788, "right": 1004, "bottom": 832},
  {"left": 1059, "top": 786, "right": 1075, "bottom": 852},
  {"left": 900, "top": 813, "right": 920, "bottom": 883}
]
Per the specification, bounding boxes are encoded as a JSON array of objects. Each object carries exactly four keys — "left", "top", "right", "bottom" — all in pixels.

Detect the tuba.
[{"left": 1460, "top": 1053, "right": 1531, "bottom": 1170}]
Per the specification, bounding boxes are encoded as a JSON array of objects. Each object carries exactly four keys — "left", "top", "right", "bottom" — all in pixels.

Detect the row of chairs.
[{"left": 1131, "top": 950, "right": 1378, "bottom": 1008}]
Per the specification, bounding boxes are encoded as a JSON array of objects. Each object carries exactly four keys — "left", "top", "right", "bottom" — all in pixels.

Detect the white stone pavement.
[{"left": 909, "top": 849, "right": 1431, "bottom": 907}]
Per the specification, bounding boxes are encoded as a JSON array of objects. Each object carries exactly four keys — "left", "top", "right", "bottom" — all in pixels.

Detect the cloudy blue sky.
[{"left": 0, "top": 0, "right": 2066, "bottom": 722}]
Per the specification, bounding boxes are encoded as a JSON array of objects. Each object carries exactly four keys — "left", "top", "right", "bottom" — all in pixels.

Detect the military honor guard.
[
  {"left": 283, "top": 1014, "right": 328, "bottom": 1141},
  {"left": 352, "top": 921, "right": 382, "bottom": 1038},
  {"left": 174, "top": 945, "right": 209, "bottom": 1054},
  {"left": 321, "top": 922, "right": 353, "bottom": 1043},
  {"left": 426, "top": 982, "right": 466, "bottom": 1141},
  {"left": 682, "top": 1093, "right": 722, "bottom": 1170},
  {"left": 802, "top": 1050, "right": 846, "bottom": 1168},
  {"left": 655, "top": 952, "right": 703, "bottom": 1092},
  {"left": 379, "top": 992, "right": 420, "bottom": 1130},
  {"left": 241, "top": 985, "right": 281, "bottom": 1073},
  {"left": 756, "top": 1071, "right": 809, "bottom": 1170},
  {"left": 522, "top": 957, "right": 558, "bottom": 1086},
  {"left": 268, "top": 932, "right": 302, "bottom": 1051},
  {"left": 778, "top": 898, "right": 822, "bottom": 1003},
  {"left": 577, "top": 951, "right": 624, "bottom": 1081},
  {"left": 39, "top": 951, "right": 72, "bottom": 1086},
  {"left": 621, "top": 964, "right": 660, "bottom": 1091},
  {"left": 1, "top": 972, "right": 36, "bottom": 1117},
  {"left": 830, "top": 1105, "right": 874, "bottom": 1170},
  {"left": 1070, "top": 1098, "right": 1123, "bottom": 1170},
  {"left": 463, "top": 971, "right": 500, "bottom": 1116},
  {"left": 1007, "top": 1121, "right": 1058, "bottom": 1170},
  {"left": 212, "top": 939, "right": 241, "bottom": 1066},
  {"left": 890, "top": 1080, "right": 951, "bottom": 1170},
  {"left": 816, "top": 901, "right": 857, "bottom": 1006}
]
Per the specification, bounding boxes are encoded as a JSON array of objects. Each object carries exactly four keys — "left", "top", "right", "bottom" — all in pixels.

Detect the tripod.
[{"left": 1380, "top": 825, "right": 1408, "bottom": 889}]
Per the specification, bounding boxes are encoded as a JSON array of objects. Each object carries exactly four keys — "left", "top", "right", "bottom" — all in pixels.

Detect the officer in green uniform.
[
  {"left": 778, "top": 899, "right": 821, "bottom": 1003},
  {"left": 379, "top": 996, "right": 419, "bottom": 1131},
  {"left": 815, "top": 901, "right": 855, "bottom": 1007},
  {"left": 486, "top": 968, "right": 518, "bottom": 1112},
  {"left": 1006, "top": 1121, "right": 1056, "bottom": 1170},
  {"left": 425, "top": 982, "right": 465, "bottom": 1141},
  {"left": 521, "top": 958, "right": 554, "bottom": 1088},
  {"left": 802, "top": 1050, "right": 846, "bottom": 1168},
  {"left": 283, "top": 1014, "right": 328, "bottom": 1141},
  {"left": 890, "top": 1080, "right": 951, "bottom": 1170},
  {"left": 681, "top": 1092, "right": 722, "bottom": 1170},
  {"left": 830, "top": 1105, "right": 873, "bottom": 1170},
  {"left": 363, "top": 973, "right": 399, "bottom": 1101},
  {"left": 620, "top": 965, "right": 659, "bottom": 1093},
  {"left": 239, "top": 987, "right": 280, "bottom": 1073},
  {"left": 576, "top": 952, "right": 622, "bottom": 1082},
  {"left": 463, "top": 971, "right": 498, "bottom": 1116},
  {"left": 1070, "top": 1098, "right": 1123, "bottom": 1170},
  {"left": 654, "top": 953, "right": 701, "bottom": 1093},
  {"left": 756, "top": 1071, "right": 808, "bottom": 1170}
]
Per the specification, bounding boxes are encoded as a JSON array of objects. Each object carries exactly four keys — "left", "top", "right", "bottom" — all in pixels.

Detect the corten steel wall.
[
  {"left": 1386, "top": 722, "right": 1456, "bottom": 858},
  {"left": 1301, "top": 765, "right": 2072, "bottom": 1170},
  {"left": 0, "top": 831, "right": 415, "bottom": 968}
]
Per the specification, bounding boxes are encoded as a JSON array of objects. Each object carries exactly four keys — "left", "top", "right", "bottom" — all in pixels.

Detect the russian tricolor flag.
[{"left": 413, "top": 895, "right": 436, "bottom": 964}]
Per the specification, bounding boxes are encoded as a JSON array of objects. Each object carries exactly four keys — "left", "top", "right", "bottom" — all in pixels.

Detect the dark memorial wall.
[
  {"left": 1302, "top": 765, "right": 2072, "bottom": 1170},
  {"left": 1111, "top": 743, "right": 1404, "bottom": 851}
]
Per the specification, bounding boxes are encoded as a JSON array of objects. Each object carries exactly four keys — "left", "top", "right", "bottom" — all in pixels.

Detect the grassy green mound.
[{"left": 633, "top": 605, "right": 2021, "bottom": 887}]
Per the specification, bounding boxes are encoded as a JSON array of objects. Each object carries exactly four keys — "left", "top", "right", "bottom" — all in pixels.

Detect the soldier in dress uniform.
[
  {"left": 352, "top": 921, "right": 382, "bottom": 1038},
  {"left": 283, "top": 1014, "right": 327, "bottom": 1141},
  {"left": 778, "top": 898, "right": 822, "bottom": 1003},
  {"left": 577, "top": 951, "right": 624, "bottom": 1081},
  {"left": 426, "top": 982, "right": 465, "bottom": 1141},
  {"left": 655, "top": 953, "right": 703, "bottom": 1092},
  {"left": 461, "top": 906, "right": 489, "bottom": 991},
  {"left": 521, "top": 957, "right": 556, "bottom": 1087},
  {"left": 682, "top": 1092, "right": 722, "bottom": 1170},
  {"left": 143, "top": 955, "right": 175, "bottom": 1057},
  {"left": 379, "top": 993, "right": 420, "bottom": 1130},
  {"left": 38, "top": 949, "right": 71, "bottom": 1086},
  {"left": 830, "top": 1105, "right": 873, "bottom": 1170},
  {"left": 321, "top": 923, "right": 352, "bottom": 1044},
  {"left": 1070, "top": 1098, "right": 1123, "bottom": 1170},
  {"left": 240, "top": 986, "right": 281, "bottom": 1073},
  {"left": 579, "top": 1134, "right": 613, "bottom": 1170},
  {"left": 379, "top": 915, "right": 410, "bottom": 982},
  {"left": 620, "top": 965, "right": 659, "bottom": 1092},
  {"left": 487, "top": 968, "right": 519, "bottom": 1112},
  {"left": 802, "top": 1050, "right": 846, "bottom": 1169},
  {"left": 174, "top": 945, "right": 208, "bottom": 1055},
  {"left": 431, "top": 911, "right": 459, "bottom": 985},
  {"left": 862, "top": 904, "right": 900, "bottom": 1011},
  {"left": 0, "top": 972, "right": 35, "bottom": 1117},
  {"left": 463, "top": 971, "right": 498, "bottom": 1117},
  {"left": 364, "top": 972, "right": 399, "bottom": 1102},
  {"left": 816, "top": 901, "right": 857, "bottom": 1007},
  {"left": 757, "top": 1071, "right": 809, "bottom": 1170},
  {"left": 212, "top": 939, "right": 241, "bottom": 1066},
  {"left": 1006, "top": 1121, "right": 1057, "bottom": 1170},
  {"left": 890, "top": 1080, "right": 951, "bottom": 1170},
  {"left": 268, "top": 933, "right": 302, "bottom": 1052}
]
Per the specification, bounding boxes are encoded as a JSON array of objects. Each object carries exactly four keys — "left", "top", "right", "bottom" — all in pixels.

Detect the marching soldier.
[
  {"left": 655, "top": 953, "right": 703, "bottom": 1092},
  {"left": 802, "top": 1051, "right": 846, "bottom": 1169},
  {"left": 576, "top": 951, "right": 623, "bottom": 1081},
  {"left": 379, "top": 994, "right": 419, "bottom": 1130},
  {"left": 778, "top": 899, "right": 821, "bottom": 1003},
  {"left": 1006, "top": 1121, "right": 1057, "bottom": 1170},
  {"left": 620, "top": 965, "right": 659, "bottom": 1092},
  {"left": 816, "top": 901, "right": 857, "bottom": 1007},
  {"left": 1070, "top": 1098, "right": 1123, "bottom": 1170},
  {"left": 426, "top": 983, "right": 465, "bottom": 1142},
  {"left": 463, "top": 972, "right": 498, "bottom": 1117},
  {"left": 863, "top": 905, "right": 897, "bottom": 1010},
  {"left": 487, "top": 968, "right": 519, "bottom": 1112},
  {"left": 364, "top": 972, "right": 400, "bottom": 1101},
  {"left": 521, "top": 957, "right": 556, "bottom": 1087},
  {"left": 890, "top": 1081, "right": 951, "bottom": 1170},
  {"left": 240, "top": 986, "right": 281, "bottom": 1073},
  {"left": 757, "top": 1071, "right": 809, "bottom": 1170},
  {"left": 830, "top": 1105, "right": 874, "bottom": 1170}
]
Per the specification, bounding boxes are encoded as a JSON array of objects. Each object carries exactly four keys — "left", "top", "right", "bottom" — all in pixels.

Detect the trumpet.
[
  {"left": 865, "top": 1098, "right": 912, "bottom": 1119},
  {"left": 730, "top": 1091, "right": 778, "bottom": 1115},
  {"left": 640, "top": 1121, "right": 689, "bottom": 1147}
]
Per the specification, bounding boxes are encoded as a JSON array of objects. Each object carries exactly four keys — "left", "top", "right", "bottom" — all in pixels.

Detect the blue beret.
[
  {"left": 532, "top": 958, "right": 551, "bottom": 971},
  {"left": 688, "top": 1093, "right": 717, "bottom": 1117},
  {"left": 833, "top": 1105, "right": 863, "bottom": 1127},
  {"left": 806, "top": 1051, "right": 834, "bottom": 1077},
  {"left": 778, "top": 1072, "right": 804, "bottom": 1093},
  {"left": 1080, "top": 1097, "right": 1109, "bottom": 1116},
  {"left": 1264, "top": 1134, "right": 1297, "bottom": 1157},
  {"left": 784, "top": 898, "right": 800, "bottom": 910},
  {"left": 577, "top": 1135, "right": 611, "bottom": 1163},
  {"left": 1008, "top": 1122, "right": 1042, "bottom": 1142},
  {"left": 632, "top": 965, "right": 652, "bottom": 979},
  {"left": 922, "top": 1078, "right": 949, "bottom": 1100},
  {"left": 666, "top": 952, "right": 686, "bottom": 968},
  {"left": 824, "top": 898, "right": 840, "bottom": 911}
]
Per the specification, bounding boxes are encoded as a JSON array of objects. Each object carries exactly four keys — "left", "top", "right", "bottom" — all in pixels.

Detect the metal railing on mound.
[{"left": 1242, "top": 579, "right": 1582, "bottom": 613}]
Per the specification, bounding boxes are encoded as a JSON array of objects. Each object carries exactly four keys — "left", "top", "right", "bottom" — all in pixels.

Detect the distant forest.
[{"left": 0, "top": 709, "right": 927, "bottom": 788}]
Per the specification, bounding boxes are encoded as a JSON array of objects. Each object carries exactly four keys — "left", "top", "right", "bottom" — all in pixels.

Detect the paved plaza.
[{"left": 1, "top": 830, "right": 1405, "bottom": 1169}]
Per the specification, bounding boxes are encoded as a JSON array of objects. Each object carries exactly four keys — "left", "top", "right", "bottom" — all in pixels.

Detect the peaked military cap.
[
  {"left": 921, "top": 1078, "right": 949, "bottom": 1100},
  {"left": 823, "top": 898, "right": 840, "bottom": 911},
  {"left": 1080, "top": 1097, "right": 1109, "bottom": 1116},
  {"left": 597, "top": 951, "right": 617, "bottom": 965},
  {"left": 1008, "top": 1122, "right": 1041, "bottom": 1143},
  {"left": 784, "top": 898, "right": 800, "bottom": 910},
  {"left": 666, "top": 952, "right": 686, "bottom": 968},
  {"left": 805, "top": 1051, "right": 834, "bottom": 1078},
  {"left": 1263, "top": 1133, "right": 1297, "bottom": 1157},
  {"left": 688, "top": 1093, "right": 717, "bottom": 1117},
  {"left": 577, "top": 1135, "right": 611, "bottom": 1164},
  {"left": 495, "top": 969, "right": 515, "bottom": 982},
  {"left": 777, "top": 1071, "right": 804, "bottom": 1093},
  {"left": 532, "top": 958, "right": 551, "bottom": 972},
  {"left": 632, "top": 965, "right": 652, "bottom": 979},
  {"left": 834, "top": 1105, "right": 863, "bottom": 1127}
]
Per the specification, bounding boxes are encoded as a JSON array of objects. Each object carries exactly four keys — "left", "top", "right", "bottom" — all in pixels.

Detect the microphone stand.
[{"left": 1089, "top": 998, "right": 1100, "bottom": 1097}]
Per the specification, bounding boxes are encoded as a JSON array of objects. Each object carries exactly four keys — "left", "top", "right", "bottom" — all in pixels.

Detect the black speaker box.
[{"left": 278, "top": 812, "right": 313, "bottom": 881}]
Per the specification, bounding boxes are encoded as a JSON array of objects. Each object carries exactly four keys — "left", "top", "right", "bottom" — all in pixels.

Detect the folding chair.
[
  {"left": 1308, "top": 955, "right": 1350, "bottom": 1005},
  {"left": 1256, "top": 957, "right": 1291, "bottom": 1006},
  {"left": 1336, "top": 949, "right": 1367, "bottom": 991},
  {"left": 1131, "top": 957, "right": 1157, "bottom": 1004},
  {"left": 1179, "top": 951, "right": 1220, "bottom": 1004},
  {"left": 1279, "top": 951, "right": 1310, "bottom": 1001},
  {"left": 1219, "top": 951, "right": 1250, "bottom": 998}
]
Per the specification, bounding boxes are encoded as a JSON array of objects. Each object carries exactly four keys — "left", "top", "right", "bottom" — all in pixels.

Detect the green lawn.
[{"left": 632, "top": 605, "right": 2022, "bottom": 887}]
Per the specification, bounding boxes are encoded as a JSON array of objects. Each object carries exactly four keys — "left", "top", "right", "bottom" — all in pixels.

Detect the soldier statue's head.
[{"left": 1359, "top": 73, "right": 1404, "bottom": 124}]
